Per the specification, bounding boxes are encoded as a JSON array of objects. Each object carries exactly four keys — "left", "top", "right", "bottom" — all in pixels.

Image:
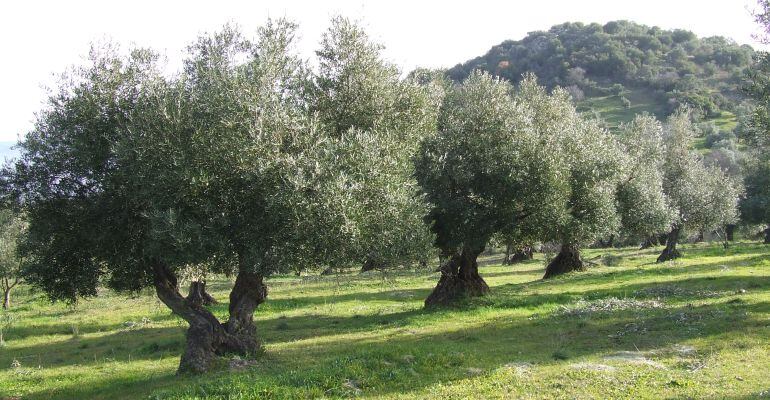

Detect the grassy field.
[
  {"left": 576, "top": 88, "right": 737, "bottom": 135},
  {"left": 1, "top": 241, "right": 769, "bottom": 399}
]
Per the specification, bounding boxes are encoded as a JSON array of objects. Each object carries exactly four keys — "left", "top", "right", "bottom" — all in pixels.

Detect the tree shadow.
[
  {"left": 0, "top": 326, "right": 187, "bottom": 371},
  {"left": 5, "top": 242, "right": 769, "bottom": 399}
]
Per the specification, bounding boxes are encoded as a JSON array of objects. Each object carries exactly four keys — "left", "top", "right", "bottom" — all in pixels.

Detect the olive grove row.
[{"left": 0, "top": 18, "right": 750, "bottom": 373}]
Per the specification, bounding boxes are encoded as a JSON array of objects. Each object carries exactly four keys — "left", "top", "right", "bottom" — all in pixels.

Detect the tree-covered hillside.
[{"left": 447, "top": 21, "right": 754, "bottom": 126}]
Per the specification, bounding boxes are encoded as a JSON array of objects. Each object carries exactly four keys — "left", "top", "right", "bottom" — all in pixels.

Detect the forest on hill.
[{"left": 447, "top": 20, "right": 754, "bottom": 125}]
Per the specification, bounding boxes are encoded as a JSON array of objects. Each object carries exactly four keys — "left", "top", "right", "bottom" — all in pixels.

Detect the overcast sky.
[{"left": 0, "top": 0, "right": 764, "bottom": 142}]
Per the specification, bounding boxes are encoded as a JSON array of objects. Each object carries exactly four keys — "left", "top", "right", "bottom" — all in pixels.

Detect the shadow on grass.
[
  {"left": 24, "top": 297, "right": 767, "bottom": 400},
  {"left": 0, "top": 327, "right": 186, "bottom": 370},
  {"left": 5, "top": 312, "right": 180, "bottom": 342},
  {"left": 6, "top": 242, "right": 770, "bottom": 399}
]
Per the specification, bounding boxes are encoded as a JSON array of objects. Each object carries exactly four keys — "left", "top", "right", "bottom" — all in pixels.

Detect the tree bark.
[
  {"left": 725, "top": 224, "right": 735, "bottom": 242},
  {"left": 765, "top": 227, "right": 770, "bottom": 244},
  {"left": 223, "top": 270, "right": 266, "bottom": 355},
  {"left": 2, "top": 277, "right": 17, "bottom": 310},
  {"left": 424, "top": 245, "right": 489, "bottom": 308},
  {"left": 187, "top": 281, "right": 218, "bottom": 307},
  {"left": 657, "top": 226, "right": 682, "bottom": 262},
  {"left": 152, "top": 261, "right": 264, "bottom": 374},
  {"left": 542, "top": 244, "right": 585, "bottom": 279},
  {"left": 2, "top": 287, "right": 10, "bottom": 310}
]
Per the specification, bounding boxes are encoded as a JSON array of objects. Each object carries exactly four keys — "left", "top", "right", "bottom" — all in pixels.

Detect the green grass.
[
  {"left": 576, "top": 88, "right": 738, "bottom": 136},
  {"left": 1, "top": 241, "right": 769, "bottom": 399},
  {"left": 577, "top": 87, "right": 667, "bottom": 130}
]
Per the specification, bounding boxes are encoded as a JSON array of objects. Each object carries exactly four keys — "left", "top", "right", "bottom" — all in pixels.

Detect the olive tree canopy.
[
  {"left": 657, "top": 110, "right": 741, "bottom": 262},
  {"left": 615, "top": 115, "right": 674, "bottom": 245}
]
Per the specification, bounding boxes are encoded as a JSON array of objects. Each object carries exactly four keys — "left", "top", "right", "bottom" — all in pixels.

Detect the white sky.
[{"left": 0, "top": 0, "right": 764, "bottom": 142}]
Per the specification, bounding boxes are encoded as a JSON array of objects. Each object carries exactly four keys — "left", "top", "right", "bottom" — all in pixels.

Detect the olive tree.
[
  {"left": 5, "top": 20, "right": 337, "bottom": 374},
  {"left": 536, "top": 85, "right": 623, "bottom": 279},
  {"left": 615, "top": 115, "right": 674, "bottom": 247},
  {"left": 0, "top": 209, "right": 24, "bottom": 310},
  {"left": 415, "top": 72, "right": 569, "bottom": 305},
  {"left": 740, "top": 156, "right": 770, "bottom": 243},
  {"left": 310, "top": 17, "right": 438, "bottom": 273},
  {"left": 657, "top": 110, "right": 741, "bottom": 262}
]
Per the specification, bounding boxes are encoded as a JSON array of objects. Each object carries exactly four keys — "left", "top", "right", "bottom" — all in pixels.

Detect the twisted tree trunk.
[
  {"left": 425, "top": 245, "right": 488, "bottom": 307},
  {"left": 2, "top": 277, "right": 18, "bottom": 310},
  {"left": 657, "top": 226, "right": 682, "bottom": 262},
  {"left": 543, "top": 244, "right": 584, "bottom": 279},
  {"left": 224, "top": 270, "right": 266, "bottom": 352},
  {"left": 187, "top": 281, "right": 218, "bottom": 307},
  {"left": 152, "top": 261, "right": 265, "bottom": 374}
]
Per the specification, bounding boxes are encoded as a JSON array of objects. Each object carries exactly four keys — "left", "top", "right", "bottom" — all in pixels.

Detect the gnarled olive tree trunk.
[
  {"left": 657, "top": 225, "right": 682, "bottom": 262},
  {"left": 187, "top": 281, "right": 218, "bottom": 307},
  {"left": 2, "top": 277, "right": 18, "bottom": 310},
  {"left": 152, "top": 261, "right": 266, "bottom": 374},
  {"left": 425, "top": 245, "right": 489, "bottom": 307},
  {"left": 543, "top": 244, "right": 584, "bottom": 279}
]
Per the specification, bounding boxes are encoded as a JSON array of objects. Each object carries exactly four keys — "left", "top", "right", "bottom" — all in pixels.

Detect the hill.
[
  {"left": 1, "top": 241, "right": 769, "bottom": 399},
  {"left": 446, "top": 21, "right": 754, "bottom": 130}
]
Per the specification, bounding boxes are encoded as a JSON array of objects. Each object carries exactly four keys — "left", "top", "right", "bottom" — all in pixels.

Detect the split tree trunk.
[
  {"left": 657, "top": 226, "right": 682, "bottom": 262},
  {"left": 152, "top": 261, "right": 266, "bottom": 374},
  {"left": 187, "top": 281, "right": 218, "bottom": 307},
  {"left": 2, "top": 277, "right": 18, "bottom": 310},
  {"left": 424, "top": 245, "right": 489, "bottom": 308},
  {"left": 542, "top": 244, "right": 585, "bottom": 279}
]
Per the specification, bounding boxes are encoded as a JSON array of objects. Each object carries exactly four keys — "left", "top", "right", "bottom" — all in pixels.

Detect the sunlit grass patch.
[{"left": 1, "top": 241, "right": 769, "bottom": 399}]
